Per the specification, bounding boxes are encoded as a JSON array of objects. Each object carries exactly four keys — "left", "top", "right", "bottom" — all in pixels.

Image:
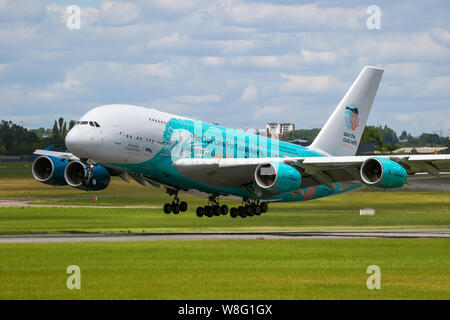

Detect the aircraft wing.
[
  {"left": 34, "top": 149, "right": 79, "bottom": 161},
  {"left": 172, "top": 154, "right": 450, "bottom": 189}
]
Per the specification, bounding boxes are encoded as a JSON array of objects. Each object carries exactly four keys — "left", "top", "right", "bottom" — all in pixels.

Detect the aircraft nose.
[{"left": 65, "top": 128, "right": 86, "bottom": 156}]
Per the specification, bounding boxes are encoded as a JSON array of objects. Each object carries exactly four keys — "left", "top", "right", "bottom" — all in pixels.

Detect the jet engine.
[
  {"left": 254, "top": 162, "right": 302, "bottom": 193},
  {"left": 64, "top": 161, "right": 110, "bottom": 191},
  {"left": 32, "top": 155, "right": 69, "bottom": 186},
  {"left": 360, "top": 157, "right": 407, "bottom": 189}
]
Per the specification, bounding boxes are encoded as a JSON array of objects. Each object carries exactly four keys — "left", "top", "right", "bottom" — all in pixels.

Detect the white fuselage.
[{"left": 66, "top": 104, "right": 188, "bottom": 164}]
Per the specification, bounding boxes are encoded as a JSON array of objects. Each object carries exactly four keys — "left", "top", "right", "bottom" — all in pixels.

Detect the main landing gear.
[
  {"left": 196, "top": 196, "right": 228, "bottom": 218},
  {"left": 229, "top": 200, "right": 268, "bottom": 219},
  {"left": 196, "top": 197, "right": 269, "bottom": 218},
  {"left": 163, "top": 189, "right": 188, "bottom": 214}
]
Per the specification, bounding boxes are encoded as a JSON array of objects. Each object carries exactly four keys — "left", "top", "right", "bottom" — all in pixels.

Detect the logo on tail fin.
[{"left": 344, "top": 104, "right": 359, "bottom": 131}]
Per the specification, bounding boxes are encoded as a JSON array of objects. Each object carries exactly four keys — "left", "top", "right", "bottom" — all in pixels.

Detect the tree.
[
  {"left": 378, "top": 125, "right": 398, "bottom": 144},
  {"left": 58, "top": 117, "right": 64, "bottom": 134},
  {"left": 63, "top": 121, "right": 67, "bottom": 137},
  {"left": 361, "top": 126, "right": 383, "bottom": 146},
  {"left": 69, "top": 120, "right": 76, "bottom": 131},
  {"left": 0, "top": 120, "right": 41, "bottom": 155},
  {"left": 399, "top": 130, "right": 409, "bottom": 140},
  {"left": 0, "top": 139, "right": 5, "bottom": 154},
  {"left": 418, "top": 133, "right": 445, "bottom": 146},
  {"left": 52, "top": 120, "right": 59, "bottom": 137},
  {"left": 281, "top": 128, "right": 320, "bottom": 143}
]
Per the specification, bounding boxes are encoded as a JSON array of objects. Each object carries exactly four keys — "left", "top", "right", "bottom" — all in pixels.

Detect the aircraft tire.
[
  {"left": 260, "top": 202, "right": 268, "bottom": 213},
  {"left": 163, "top": 203, "right": 172, "bottom": 214},
  {"left": 220, "top": 205, "right": 228, "bottom": 215}
]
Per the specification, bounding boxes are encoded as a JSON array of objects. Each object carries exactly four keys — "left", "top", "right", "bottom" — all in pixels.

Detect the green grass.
[
  {"left": 0, "top": 166, "right": 449, "bottom": 234},
  {"left": 0, "top": 199, "right": 449, "bottom": 235},
  {"left": 1, "top": 163, "right": 449, "bottom": 300},
  {"left": 0, "top": 239, "right": 449, "bottom": 299}
]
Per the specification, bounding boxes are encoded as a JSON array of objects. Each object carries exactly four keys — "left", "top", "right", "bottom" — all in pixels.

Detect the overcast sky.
[{"left": 0, "top": 0, "right": 449, "bottom": 136}]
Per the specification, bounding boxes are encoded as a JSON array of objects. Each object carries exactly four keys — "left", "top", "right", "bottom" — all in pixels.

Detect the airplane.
[{"left": 31, "top": 66, "right": 450, "bottom": 218}]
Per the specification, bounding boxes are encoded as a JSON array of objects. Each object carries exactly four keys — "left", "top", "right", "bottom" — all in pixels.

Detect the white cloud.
[
  {"left": 424, "top": 76, "right": 450, "bottom": 96},
  {"left": 202, "top": 57, "right": 225, "bottom": 66},
  {"left": 218, "top": 2, "right": 365, "bottom": 29},
  {"left": 431, "top": 28, "right": 450, "bottom": 44},
  {"left": 49, "top": 76, "right": 80, "bottom": 90},
  {"left": 176, "top": 94, "right": 221, "bottom": 103},
  {"left": 355, "top": 33, "right": 450, "bottom": 61},
  {"left": 240, "top": 85, "right": 259, "bottom": 102},
  {"left": 100, "top": 1, "right": 139, "bottom": 26},
  {"left": 148, "top": 32, "right": 190, "bottom": 49},
  {"left": 136, "top": 63, "right": 177, "bottom": 80},
  {"left": 280, "top": 74, "right": 344, "bottom": 93}
]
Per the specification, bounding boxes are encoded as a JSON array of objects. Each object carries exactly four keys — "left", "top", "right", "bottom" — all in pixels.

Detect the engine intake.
[
  {"left": 360, "top": 157, "right": 407, "bottom": 189},
  {"left": 64, "top": 161, "right": 110, "bottom": 191},
  {"left": 32, "top": 156, "right": 68, "bottom": 186},
  {"left": 255, "top": 162, "right": 302, "bottom": 193}
]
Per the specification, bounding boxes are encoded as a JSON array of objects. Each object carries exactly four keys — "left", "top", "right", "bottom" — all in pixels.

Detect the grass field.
[
  {"left": 0, "top": 162, "right": 449, "bottom": 300},
  {"left": 0, "top": 239, "right": 449, "bottom": 299}
]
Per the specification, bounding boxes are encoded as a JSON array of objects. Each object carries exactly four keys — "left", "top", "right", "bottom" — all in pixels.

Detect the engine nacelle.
[
  {"left": 64, "top": 161, "right": 110, "bottom": 191},
  {"left": 255, "top": 162, "right": 302, "bottom": 193},
  {"left": 32, "top": 155, "right": 69, "bottom": 186},
  {"left": 360, "top": 157, "right": 407, "bottom": 189}
]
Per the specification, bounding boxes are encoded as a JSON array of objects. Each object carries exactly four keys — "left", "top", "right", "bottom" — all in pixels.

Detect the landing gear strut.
[
  {"left": 163, "top": 188, "right": 188, "bottom": 214},
  {"left": 196, "top": 195, "right": 228, "bottom": 218}
]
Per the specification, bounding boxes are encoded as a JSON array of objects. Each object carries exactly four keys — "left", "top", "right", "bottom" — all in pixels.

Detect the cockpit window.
[
  {"left": 89, "top": 121, "right": 95, "bottom": 127},
  {"left": 80, "top": 121, "right": 88, "bottom": 125},
  {"left": 94, "top": 122, "right": 100, "bottom": 127}
]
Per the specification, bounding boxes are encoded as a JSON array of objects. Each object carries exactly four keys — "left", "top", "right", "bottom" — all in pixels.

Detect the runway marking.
[{"left": 0, "top": 229, "right": 449, "bottom": 243}]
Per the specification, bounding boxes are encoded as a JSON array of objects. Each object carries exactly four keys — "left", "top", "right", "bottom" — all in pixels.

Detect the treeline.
[
  {"left": 0, "top": 117, "right": 74, "bottom": 156},
  {"left": 281, "top": 125, "right": 449, "bottom": 151}
]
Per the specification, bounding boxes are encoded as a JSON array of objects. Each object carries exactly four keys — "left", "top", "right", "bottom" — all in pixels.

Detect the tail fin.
[{"left": 310, "top": 66, "right": 383, "bottom": 156}]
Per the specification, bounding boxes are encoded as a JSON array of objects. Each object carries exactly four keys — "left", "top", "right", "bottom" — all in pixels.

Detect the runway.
[{"left": 0, "top": 229, "right": 449, "bottom": 243}]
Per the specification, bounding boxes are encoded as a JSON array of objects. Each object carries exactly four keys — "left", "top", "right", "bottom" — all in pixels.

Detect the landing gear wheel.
[
  {"left": 205, "top": 206, "right": 214, "bottom": 217},
  {"left": 213, "top": 205, "right": 221, "bottom": 216},
  {"left": 163, "top": 203, "right": 172, "bottom": 214},
  {"left": 260, "top": 202, "right": 268, "bottom": 213},
  {"left": 172, "top": 204, "right": 180, "bottom": 214},
  {"left": 230, "top": 208, "right": 237, "bottom": 218},
  {"left": 254, "top": 205, "right": 262, "bottom": 216},
  {"left": 220, "top": 205, "right": 228, "bottom": 215},
  {"left": 180, "top": 201, "right": 188, "bottom": 212},
  {"left": 247, "top": 205, "right": 254, "bottom": 217},
  {"left": 238, "top": 206, "right": 247, "bottom": 218},
  {"left": 196, "top": 207, "right": 203, "bottom": 217}
]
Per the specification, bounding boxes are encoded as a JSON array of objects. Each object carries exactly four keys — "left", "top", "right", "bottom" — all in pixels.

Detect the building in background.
[{"left": 266, "top": 122, "right": 295, "bottom": 140}]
